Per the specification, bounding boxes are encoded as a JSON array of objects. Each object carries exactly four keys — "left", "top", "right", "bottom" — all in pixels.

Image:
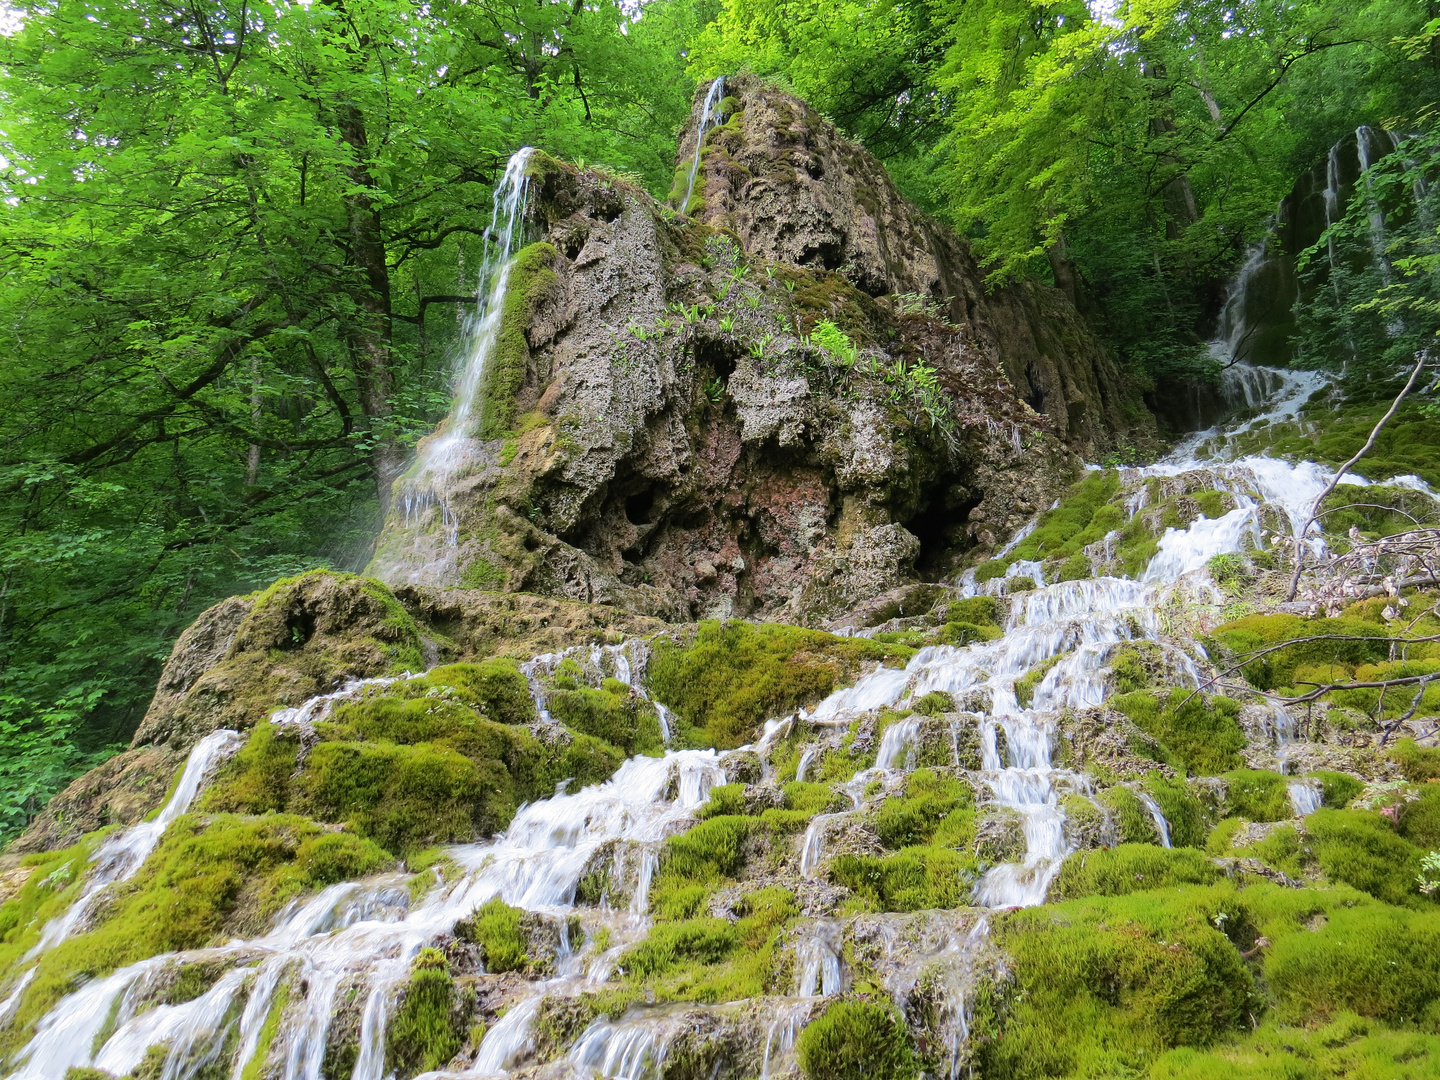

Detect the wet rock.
[{"left": 974, "top": 806, "right": 1027, "bottom": 864}]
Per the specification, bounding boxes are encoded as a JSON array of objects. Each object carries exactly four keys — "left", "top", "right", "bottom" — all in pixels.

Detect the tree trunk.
[{"left": 336, "top": 102, "right": 405, "bottom": 512}]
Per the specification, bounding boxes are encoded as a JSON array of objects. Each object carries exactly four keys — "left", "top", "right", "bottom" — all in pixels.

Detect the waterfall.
[
  {"left": 406, "top": 147, "right": 534, "bottom": 502},
  {"left": 1138, "top": 794, "right": 1172, "bottom": 848},
  {"left": 1288, "top": 779, "right": 1324, "bottom": 817},
  {"left": 679, "top": 77, "right": 726, "bottom": 213},
  {"left": 27, "top": 728, "right": 243, "bottom": 959}
]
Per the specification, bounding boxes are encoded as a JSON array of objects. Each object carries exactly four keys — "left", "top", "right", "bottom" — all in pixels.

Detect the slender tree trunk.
[
  {"left": 245, "top": 354, "right": 262, "bottom": 486},
  {"left": 336, "top": 102, "right": 405, "bottom": 513}
]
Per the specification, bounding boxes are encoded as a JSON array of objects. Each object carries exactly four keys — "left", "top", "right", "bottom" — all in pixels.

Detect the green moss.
[
  {"left": 1246, "top": 825, "right": 1311, "bottom": 878},
  {"left": 425, "top": 659, "right": 536, "bottom": 725},
  {"left": 241, "top": 979, "right": 289, "bottom": 1080},
  {"left": 209, "top": 689, "right": 625, "bottom": 859},
  {"left": 647, "top": 621, "right": 912, "bottom": 748},
  {"left": 1143, "top": 775, "right": 1211, "bottom": 849},
  {"left": 1262, "top": 897, "right": 1440, "bottom": 1025},
  {"left": 1399, "top": 785, "right": 1440, "bottom": 849},
  {"left": 386, "top": 948, "right": 464, "bottom": 1077},
  {"left": 1306, "top": 808, "right": 1432, "bottom": 906},
  {"left": 936, "top": 621, "right": 1004, "bottom": 646},
  {"left": 1205, "top": 817, "right": 1244, "bottom": 855},
  {"left": 1058, "top": 553, "right": 1093, "bottom": 581},
  {"left": 1051, "top": 845, "right": 1222, "bottom": 900},
  {"left": 1220, "top": 770, "right": 1292, "bottom": 823},
  {"left": 980, "top": 890, "right": 1254, "bottom": 1079},
  {"left": 482, "top": 242, "right": 557, "bottom": 437},
  {"left": 546, "top": 678, "right": 663, "bottom": 756},
  {"left": 1097, "top": 785, "right": 1159, "bottom": 844},
  {"left": 782, "top": 781, "right": 845, "bottom": 815},
  {"left": 1112, "top": 690, "right": 1246, "bottom": 775},
  {"left": 829, "top": 845, "right": 978, "bottom": 912},
  {"left": 1309, "top": 769, "right": 1364, "bottom": 808},
  {"left": 797, "top": 1000, "right": 915, "bottom": 1080},
  {"left": 9, "top": 814, "right": 389, "bottom": 1042},
  {"left": 875, "top": 768, "right": 975, "bottom": 849},
  {"left": 659, "top": 815, "right": 751, "bottom": 884},
  {"left": 1213, "top": 612, "right": 1391, "bottom": 691},
  {"left": 946, "top": 597, "right": 1000, "bottom": 626},
  {"left": 697, "top": 782, "right": 747, "bottom": 819},
  {"left": 1151, "top": 1013, "right": 1440, "bottom": 1078},
  {"left": 1390, "top": 737, "right": 1440, "bottom": 782},
  {"left": 911, "top": 691, "right": 954, "bottom": 716},
  {"left": 456, "top": 897, "right": 530, "bottom": 974},
  {"left": 1007, "top": 470, "right": 1122, "bottom": 565},
  {"left": 974, "top": 559, "right": 1009, "bottom": 583},
  {"left": 621, "top": 917, "right": 738, "bottom": 978},
  {"left": 1015, "top": 653, "right": 1065, "bottom": 708},
  {"left": 0, "top": 837, "right": 103, "bottom": 986}
]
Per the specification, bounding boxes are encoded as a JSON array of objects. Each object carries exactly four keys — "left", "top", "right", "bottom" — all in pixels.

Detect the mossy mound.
[
  {"left": 202, "top": 683, "right": 625, "bottom": 858},
  {"left": 647, "top": 620, "right": 914, "bottom": 747}
]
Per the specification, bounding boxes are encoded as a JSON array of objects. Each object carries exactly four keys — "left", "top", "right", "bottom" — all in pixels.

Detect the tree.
[{"left": 0, "top": 0, "right": 695, "bottom": 836}]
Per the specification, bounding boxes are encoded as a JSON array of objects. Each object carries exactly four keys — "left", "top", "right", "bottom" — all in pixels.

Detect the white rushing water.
[{"left": 679, "top": 76, "right": 726, "bottom": 213}]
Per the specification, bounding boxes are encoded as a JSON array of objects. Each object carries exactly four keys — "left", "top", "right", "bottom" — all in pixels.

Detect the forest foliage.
[{"left": 0, "top": 0, "right": 1438, "bottom": 836}]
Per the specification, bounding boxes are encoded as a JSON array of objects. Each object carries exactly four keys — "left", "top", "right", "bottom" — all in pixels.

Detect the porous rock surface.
[
  {"left": 679, "top": 74, "right": 1156, "bottom": 457},
  {"left": 368, "top": 87, "right": 1111, "bottom": 618}
]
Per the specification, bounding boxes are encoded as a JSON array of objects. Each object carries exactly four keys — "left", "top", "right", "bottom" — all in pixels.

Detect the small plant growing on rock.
[{"left": 1419, "top": 851, "right": 1440, "bottom": 895}]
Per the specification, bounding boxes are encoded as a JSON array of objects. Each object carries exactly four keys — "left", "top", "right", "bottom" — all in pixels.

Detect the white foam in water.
[{"left": 1139, "top": 793, "right": 1172, "bottom": 848}]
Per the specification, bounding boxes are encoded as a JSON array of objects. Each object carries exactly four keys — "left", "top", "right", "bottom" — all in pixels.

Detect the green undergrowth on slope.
[{"left": 647, "top": 620, "right": 914, "bottom": 747}]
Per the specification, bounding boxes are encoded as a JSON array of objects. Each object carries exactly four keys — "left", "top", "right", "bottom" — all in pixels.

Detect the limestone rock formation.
[
  {"left": 370, "top": 108, "right": 1090, "bottom": 619},
  {"left": 676, "top": 74, "right": 1156, "bottom": 456}
]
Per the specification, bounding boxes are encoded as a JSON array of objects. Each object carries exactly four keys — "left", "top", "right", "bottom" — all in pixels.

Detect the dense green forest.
[{"left": 0, "top": 0, "right": 1437, "bottom": 837}]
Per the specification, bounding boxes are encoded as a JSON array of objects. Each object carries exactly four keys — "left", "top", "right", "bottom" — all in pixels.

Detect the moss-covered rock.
[{"left": 386, "top": 948, "right": 468, "bottom": 1077}]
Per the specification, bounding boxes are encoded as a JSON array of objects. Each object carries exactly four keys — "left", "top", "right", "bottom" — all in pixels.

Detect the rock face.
[
  {"left": 369, "top": 87, "right": 1110, "bottom": 621},
  {"left": 676, "top": 74, "right": 1156, "bottom": 456}
]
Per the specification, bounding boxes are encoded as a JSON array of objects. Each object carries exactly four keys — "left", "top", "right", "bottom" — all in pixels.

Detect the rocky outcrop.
[
  {"left": 676, "top": 74, "right": 1156, "bottom": 456},
  {"left": 371, "top": 136, "right": 1080, "bottom": 619}
]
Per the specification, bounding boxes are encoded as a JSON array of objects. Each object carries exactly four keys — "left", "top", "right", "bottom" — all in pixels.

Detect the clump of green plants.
[
  {"left": 1111, "top": 690, "right": 1246, "bottom": 775},
  {"left": 1305, "top": 808, "right": 1433, "bottom": 906},
  {"left": 386, "top": 948, "right": 465, "bottom": 1076},
  {"left": 1050, "top": 845, "right": 1221, "bottom": 899},
  {"left": 980, "top": 889, "right": 1255, "bottom": 1078},
  {"left": 1219, "top": 770, "right": 1292, "bottom": 822},
  {"left": 456, "top": 897, "right": 531, "bottom": 973},
  {"left": 830, "top": 845, "right": 978, "bottom": 912},
  {"left": 875, "top": 768, "right": 975, "bottom": 848},
  {"left": 545, "top": 674, "right": 664, "bottom": 756},
  {"left": 647, "top": 621, "right": 911, "bottom": 747},
  {"left": 1390, "top": 738, "right": 1440, "bottom": 782},
  {"left": 796, "top": 1000, "right": 915, "bottom": 1080}
]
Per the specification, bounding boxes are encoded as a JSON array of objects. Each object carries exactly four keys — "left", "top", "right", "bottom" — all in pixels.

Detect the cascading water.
[
  {"left": 371, "top": 148, "right": 536, "bottom": 584},
  {"left": 678, "top": 77, "right": 726, "bottom": 213}
]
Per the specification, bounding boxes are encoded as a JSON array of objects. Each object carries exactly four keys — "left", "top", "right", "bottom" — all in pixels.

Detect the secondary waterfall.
[{"left": 678, "top": 76, "right": 726, "bottom": 213}]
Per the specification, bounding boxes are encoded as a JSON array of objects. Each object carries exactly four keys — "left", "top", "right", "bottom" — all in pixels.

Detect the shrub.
[
  {"left": 797, "top": 1000, "right": 915, "bottom": 1080},
  {"left": 386, "top": 948, "right": 463, "bottom": 1077},
  {"left": 1051, "top": 845, "right": 1221, "bottom": 900}
]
